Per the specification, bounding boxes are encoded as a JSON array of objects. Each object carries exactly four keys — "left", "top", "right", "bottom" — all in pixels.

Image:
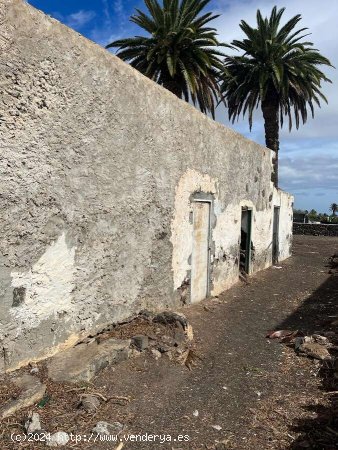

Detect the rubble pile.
[
  {"left": 95, "top": 310, "right": 197, "bottom": 370},
  {"left": 0, "top": 310, "right": 197, "bottom": 419},
  {"left": 266, "top": 329, "right": 337, "bottom": 361},
  {"left": 266, "top": 322, "right": 338, "bottom": 407},
  {"left": 266, "top": 324, "right": 338, "bottom": 447}
]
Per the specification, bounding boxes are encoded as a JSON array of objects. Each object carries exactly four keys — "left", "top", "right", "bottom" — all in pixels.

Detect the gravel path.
[
  {"left": 93, "top": 235, "right": 337, "bottom": 449},
  {"left": 1, "top": 235, "right": 337, "bottom": 449}
]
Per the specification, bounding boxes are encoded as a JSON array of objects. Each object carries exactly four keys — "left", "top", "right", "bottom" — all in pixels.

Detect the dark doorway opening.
[
  {"left": 240, "top": 208, "right": 252, "bottom": 276},
  {"left": 272, "top": 206, "right": 280, "bottom": 264}
]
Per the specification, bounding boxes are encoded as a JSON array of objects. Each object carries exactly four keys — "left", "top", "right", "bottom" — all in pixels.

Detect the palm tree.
[
  {"left": 106, "top": 0, "right": 227, "bottom": 117},
  {"left": 220, "top": 6, "right": 332, "bottom": 186},
  {"left": 330, "top": 203, "right": 338, "bottom": 216}
]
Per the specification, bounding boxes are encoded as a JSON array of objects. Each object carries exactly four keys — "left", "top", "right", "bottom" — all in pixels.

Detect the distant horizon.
[
  {"left": 294, "top": 207, "right": 336, "bottom": 215},
  {"left": 28, "top": 0, "right": 338, "bottom": 213}
]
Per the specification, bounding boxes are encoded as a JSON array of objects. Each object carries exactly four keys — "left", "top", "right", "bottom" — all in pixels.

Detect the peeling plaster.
[
  {"left": 170, "top": 169, "right": 218, "bottom": 290},
  {"left": 171, "top": 179, "right": 293, "bottom": 300},
  {"left": 211, "top": 204, "right": 241, "bottom": 295},
  {"left": 10, "top": 233, "right": 76, "bottom": 333}
]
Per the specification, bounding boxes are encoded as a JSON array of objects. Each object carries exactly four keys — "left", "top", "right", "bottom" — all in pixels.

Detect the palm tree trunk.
[{"left": 261, "top": 97, "right": 279, "bottom": 187}]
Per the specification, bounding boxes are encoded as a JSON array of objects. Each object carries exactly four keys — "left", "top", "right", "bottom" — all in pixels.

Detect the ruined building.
[{"left": 0, "top": 0, "right": 293, "bottom": 372}]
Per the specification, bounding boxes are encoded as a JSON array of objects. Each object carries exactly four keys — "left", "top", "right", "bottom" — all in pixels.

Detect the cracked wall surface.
[{"left": 0, "top": 0, "right": 293, "bottom": 372}]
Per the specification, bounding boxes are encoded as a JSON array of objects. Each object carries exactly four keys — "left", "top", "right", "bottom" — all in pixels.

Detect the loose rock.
[
  {"left": 158, "top": 344, "right": 171, "bottom": 354},
  {"left": 294, "top": 336, "right": 304, "bottom": 352},
  {"left": 0, "top": 374, "right": 46, "bottom": 419},
  {"left": 161, "top": 335, "right": 176, "bottom": 346},
  {"left": 25, "top": 412, "right": 41, "bottom": 434},
  {"left": 46, "top": 431, "right": 69, "bottom": 447},
  {"left": 299, "top": 342, "right": 331, "bottom": 360},
  {"left": 153, "top": 311, "right": 193, "bottom": 341},
  {"left": 47, "top": 339, "right": 131, "bottom": 383},
  {"left": 80, "top": 394, "right": 101, "bottom": 413},
  {"left": 173, "top": 323, "right": 186, "bottom": 344},
  {"left": 92, "top": 421, "right": 124, "bottom": 437},
  {"left": 151, "top": 349, "right": 161, "bottom": 359},
  {"left": 132, "top": 335, "right": 149, "bottom": 351},
  {"left": 312, "top": 334, "right": 331, "bottom": 347}
]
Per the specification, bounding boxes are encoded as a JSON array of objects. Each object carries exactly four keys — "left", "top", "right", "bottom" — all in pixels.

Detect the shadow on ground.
[{"left": 276, "top": 274, "right": 338, "bottom": 449}]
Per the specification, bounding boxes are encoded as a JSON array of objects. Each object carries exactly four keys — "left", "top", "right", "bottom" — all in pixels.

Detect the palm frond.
[
  {"left": 106, "top": 0, "right": 226, "bottom": 117},
  {"left": 220, "top": 6, "right": 332, "bottom": 131}
]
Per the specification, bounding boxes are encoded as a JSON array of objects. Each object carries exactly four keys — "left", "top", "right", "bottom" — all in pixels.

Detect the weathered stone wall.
[
  {"left": 0, "top": 0, "right": 293, "bottom": 372},
  {"left": 293, "top": 223, "right": 338, "bottom": 236}
]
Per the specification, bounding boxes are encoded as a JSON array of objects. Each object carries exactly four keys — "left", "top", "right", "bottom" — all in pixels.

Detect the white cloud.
[
  {"left": 114, "top": 0, "right": 124, "bottom": 16},
  {"left": 65, "top": 10, "right": 96, "bottom": 30},
  {"left": 212, "top": 0, "right": 338, "bottom": 208},
  {"left": 280, "top": 154, "right": 338, "bottom": 190},
  {"left": 279, "top": 152, "right": 338, "bottom": 212},
  {"left": 89, "top": 0, "right": 131, "bottom": 46},
  {"left": 89, "top": 28, "right": 120, "bottom": 46}
]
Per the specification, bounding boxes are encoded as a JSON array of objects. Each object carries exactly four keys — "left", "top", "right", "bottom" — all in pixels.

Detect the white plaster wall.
[
  {"left": 0, "top": 0, "right": 294, "bottom": 371},
  {"left": 273, "top": 189, "right": 294, "bottom": 262},
  {"left": 171, "top": 169, "right": 244, "bottom": 297},
  {"left": 171, "top": 171, "right": 293, "bottom": 299}
]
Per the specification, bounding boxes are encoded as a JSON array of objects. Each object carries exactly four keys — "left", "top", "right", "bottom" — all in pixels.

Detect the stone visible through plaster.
[{"left": 12, "top": 287, "right": 26, "bottom": 307}]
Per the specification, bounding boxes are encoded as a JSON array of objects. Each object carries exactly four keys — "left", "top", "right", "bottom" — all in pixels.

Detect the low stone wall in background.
[{"left": 293, "top": 223, "right": 338, "bottom": 236}]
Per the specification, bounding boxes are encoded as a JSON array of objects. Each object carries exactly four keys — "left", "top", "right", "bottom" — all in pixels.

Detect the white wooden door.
[{"left": 191, "top": 202, "right": 210, "bottom": 303}]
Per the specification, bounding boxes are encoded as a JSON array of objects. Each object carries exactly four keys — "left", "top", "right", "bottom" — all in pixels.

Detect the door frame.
[{"left": 191, "top": 198, "right": 212, "bottom": 302}]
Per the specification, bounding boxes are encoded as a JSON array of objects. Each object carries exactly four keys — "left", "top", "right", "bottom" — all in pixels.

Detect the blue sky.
[{"left": 28, "top": 0, "right": 338, "bottom": 213}]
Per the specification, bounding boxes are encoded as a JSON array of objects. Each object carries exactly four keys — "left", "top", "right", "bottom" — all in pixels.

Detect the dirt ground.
[{"left": 1, "top": 235, "right": 337, "bottom": 450}]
